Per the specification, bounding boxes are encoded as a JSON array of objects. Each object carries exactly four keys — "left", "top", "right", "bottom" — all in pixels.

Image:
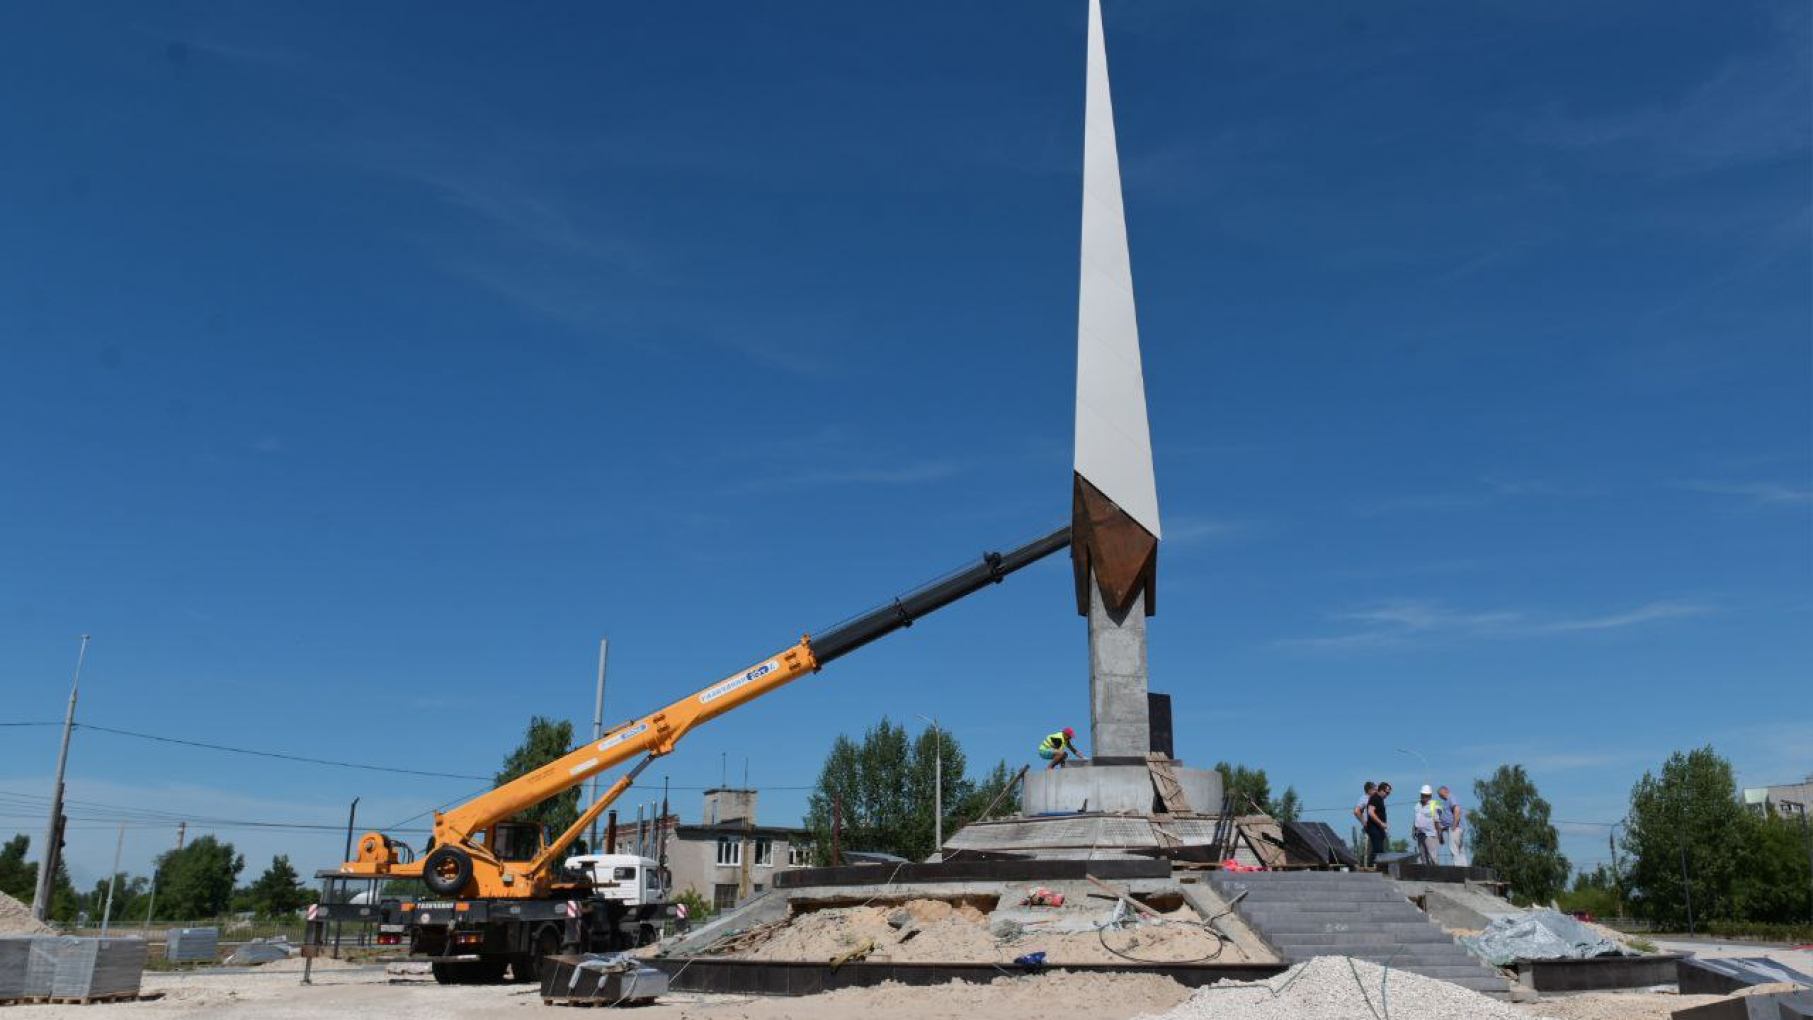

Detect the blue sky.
[{"left": 2, "top": 1, "right": 1807, "bottom": 889}]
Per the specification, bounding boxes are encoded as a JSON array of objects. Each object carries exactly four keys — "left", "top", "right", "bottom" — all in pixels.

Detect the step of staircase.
[{"left": 1208, "top": 871, "right": 1511, "bottom": 999}]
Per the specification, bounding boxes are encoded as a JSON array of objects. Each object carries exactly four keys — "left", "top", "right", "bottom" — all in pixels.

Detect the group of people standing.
[{"left": 1355, "top": 780, "right": 1468, "bottom": 867}]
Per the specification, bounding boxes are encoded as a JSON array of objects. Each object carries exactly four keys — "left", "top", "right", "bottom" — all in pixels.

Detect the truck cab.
[{"left": 564, "top": 853, "right": 666, "bottom": 908}]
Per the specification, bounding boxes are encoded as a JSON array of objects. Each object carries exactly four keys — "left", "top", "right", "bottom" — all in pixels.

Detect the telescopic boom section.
[{"left": 341, "top": 525, "right": 1069, "bottom": 898}]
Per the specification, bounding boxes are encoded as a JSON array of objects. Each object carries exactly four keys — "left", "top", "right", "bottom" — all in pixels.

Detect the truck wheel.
[
  {"left": 421, "top": 846, "right": 473, "bottom": 897},
  {"left": 513, "top": 925, "right": 561, "bottom": 983},
  {"left": 431, "top": 962, "right": 463, "bottom": 985},
  {"left": 637, "top": 924, "right": 657, "bottom": 947}
]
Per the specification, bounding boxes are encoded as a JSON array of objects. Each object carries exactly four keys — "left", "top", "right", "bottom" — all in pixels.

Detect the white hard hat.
[{"left": 1420, "top": 784, "right": 1433, "bottom": 795}]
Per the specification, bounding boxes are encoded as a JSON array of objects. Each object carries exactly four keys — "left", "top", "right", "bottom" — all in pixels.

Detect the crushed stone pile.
[
  {"left": 809, "top": 971, "right": 1193, "bottom": 1016},
  {"left": 727, "top": 898, "right": 1245, "bottom": 965},
  {"left": 1135, "top": 956, "right": 1554, "bottom": 1020},
  {"left": 0, "top": 890, "right": 54, "bottom": 935}
]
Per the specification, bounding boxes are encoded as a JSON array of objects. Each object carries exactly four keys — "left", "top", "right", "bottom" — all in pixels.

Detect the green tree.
[
  {"left": 1471, "top": 765, "right": 1569, "bottom": 903},
  {"left": 954, "top": 760, "right": 1023, "bottom": 824},
  {"left": 903, "top": 726, "right": 972, "bottom": 857},
  {"left": 1623, "top": 746, "right": 1752, "bottom": 925},
  {"left": 1733, "top": 810, "right": 1810, "bottom": 923},
  {"left": 243, "top": 855, "right": 309, "bottom": 917},
  {"left": 1556, "top": 865, "right": 1620, "bottom": 919},
  {"left": 496, "top": 716, "right": 584, "bottom": 853},
  {"left": 0, "top": 835, "right": 78, "bottom": 922},
  {"left": 1273, "top": 787, "right": 1302, "bottom": 823},
  {"left": 672, "top": 887, "right": 713, "bottom": 921},
  {"left": 153, "top": 835, "right": 244, "bottom": 919},
  {"left": 0, "top": 834, "right": 32, "bottom": 901},
  {"left": 805, "top": 719, "right": 1001, "bottom": 863},
  {"left": 81, "top": 875, "right": 149, "bottom": 926},
  {"left": 1213, "top": 762, "right": 1299, "bottom": 820},
  {"left": 1216, "top": 761, "right": 1273, "bottom": 815}
]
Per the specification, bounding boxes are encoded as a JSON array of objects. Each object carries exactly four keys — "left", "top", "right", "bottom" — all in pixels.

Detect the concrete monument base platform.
[{"left": 1023, "top": 762, "right": 1221, "bottom": 816}]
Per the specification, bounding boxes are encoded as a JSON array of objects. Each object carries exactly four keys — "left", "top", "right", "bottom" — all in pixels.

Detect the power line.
[
  {"left": 71, "top": 723, "right": 491, "bottom": 781},
  {"left": 1, "top": 719, "right": 819, "bottom": 788}
]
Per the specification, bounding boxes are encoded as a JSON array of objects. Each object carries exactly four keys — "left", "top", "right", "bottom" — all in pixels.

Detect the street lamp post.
[
  {"left": 1608, "top": 821, "right": 1627, "bottom": 920},
  {"left": 916, "top": 714, "right": 942, "bottom": 861}
]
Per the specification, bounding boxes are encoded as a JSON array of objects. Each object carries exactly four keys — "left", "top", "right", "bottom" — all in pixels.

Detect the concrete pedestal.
[
  {"left": 1088, "top": 579, "right": 1150, "bottom": 763},
  {"left": 1023, "top": 763, "right": 1221, "bottom": 816}
]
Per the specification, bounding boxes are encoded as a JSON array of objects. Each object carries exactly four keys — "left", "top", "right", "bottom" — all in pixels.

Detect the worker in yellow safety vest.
[{"left": 1038, "top": 728, "right": 1090, "bottom": 770}]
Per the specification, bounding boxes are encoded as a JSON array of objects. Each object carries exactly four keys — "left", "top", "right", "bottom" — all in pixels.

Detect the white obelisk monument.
[
  {"left": 932, "top": 1, "right": 1224, "bottom": 849},
  {"left": 1072, "top": 0, "right": 1160, "bottom": 767}
]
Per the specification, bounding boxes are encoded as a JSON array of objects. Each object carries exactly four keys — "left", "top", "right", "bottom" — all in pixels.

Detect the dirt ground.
[
  {"left": 10, "top": 965, "right": 1195, "bottom": 1020},
  {"left": 8, "top": 962, "right": 1794, "bottom": 1020},
  {"left": 1509, "top": 989, "right": 1731, "bottom": 1020}
]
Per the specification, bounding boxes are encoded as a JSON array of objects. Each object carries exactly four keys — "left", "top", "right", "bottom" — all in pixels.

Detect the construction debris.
[
  {"left": 695, "top": 895, "right": 1257, "bottom": 966},
  {"left": 1463, "top": 910, "right": 1633, "bottom": 966},
  {"left": 224, "top": 937, "right": 297, "bottom": 966}
]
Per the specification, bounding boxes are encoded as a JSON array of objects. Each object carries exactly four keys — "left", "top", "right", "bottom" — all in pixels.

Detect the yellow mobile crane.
[{"left": 314, "top": 525, "right": 1068, "bottom": 983}]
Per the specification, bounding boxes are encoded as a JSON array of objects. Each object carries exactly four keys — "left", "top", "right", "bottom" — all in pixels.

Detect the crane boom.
[{"left": 340, "top": 524, "right": 1069, "bottom": 898}]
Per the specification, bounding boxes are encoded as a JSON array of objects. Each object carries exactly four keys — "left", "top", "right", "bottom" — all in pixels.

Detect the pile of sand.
[
  {"left": 0, "top": 889, "right": 54, "bottom": 935},
  {"left": 726, "top": 898, "right": 1250, "bottom": 965}
]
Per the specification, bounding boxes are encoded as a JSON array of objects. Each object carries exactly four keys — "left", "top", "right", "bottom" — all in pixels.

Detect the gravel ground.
[
  {"left": 1509, "top": 989, "right": 1730, "bottom": 1020},
  {"left": 11, "top": 963, "right": 1192, "bottom": 1020}
]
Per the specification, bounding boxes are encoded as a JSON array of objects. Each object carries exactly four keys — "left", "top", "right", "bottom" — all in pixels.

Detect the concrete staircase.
[{"left": 1207, "top": 871, "right": 1510, "bottom": 999}]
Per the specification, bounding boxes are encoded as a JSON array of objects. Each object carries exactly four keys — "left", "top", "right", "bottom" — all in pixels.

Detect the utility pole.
[
  {"left": 657, "top": 778, "right": 670, "bottom": 876},
  {"left": 34, "top": 635, "right": 88, "bottom": 922},
  {"left": 588, "top": 638, "right": 609, "bottom": 853},
  {"left": 101, "top": 821, "right": 125, "bottom": 936},
  {"left": 916, "top": 714, "right": 942, "bottom": 860},
  {"left": 175, "top": 821, "right": 185, "bottom": 852},
  {"left": 1608, "top": 824, "right": 1625, "bottom": 919},
  {"left": 343, "top": 798, "right": 360, "bottom": 863}
]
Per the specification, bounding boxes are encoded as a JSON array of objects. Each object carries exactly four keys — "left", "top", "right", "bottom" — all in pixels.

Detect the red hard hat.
[{"left": 1063, "top": 727, "right": 1075, "bottom": 739}]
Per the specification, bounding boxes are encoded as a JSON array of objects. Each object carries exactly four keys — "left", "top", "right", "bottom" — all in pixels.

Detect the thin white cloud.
[
  {"left": 1277, "top": 597, "right": 1716, "bottom": 651},
  {"left": 1519, "top": 9, "right": 1811, "bottom": 178},
  {"left": 1533, "top": 601, "right": 1713, "bottom": 633},
  {"left": 1164, "top": 516, "right": 1256, "bottom": 547},
  {"left": 1673, "top": 479, "right": 1813, "bottom": 507}
]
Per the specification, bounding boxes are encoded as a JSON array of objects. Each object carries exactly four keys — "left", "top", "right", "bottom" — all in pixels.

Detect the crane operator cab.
[{"left": 485, "top": 821, "right": 546, "bottom": 863}]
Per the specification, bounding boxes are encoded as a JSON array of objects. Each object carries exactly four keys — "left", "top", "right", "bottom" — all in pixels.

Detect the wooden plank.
[{"left": 1083, "top": 874, "right": 1160, "bottom": 920}]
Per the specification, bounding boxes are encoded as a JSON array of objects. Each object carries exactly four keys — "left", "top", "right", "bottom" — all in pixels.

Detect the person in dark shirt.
[{"left": 1364, "top": 781, "right": 1392, "bottom": 864}]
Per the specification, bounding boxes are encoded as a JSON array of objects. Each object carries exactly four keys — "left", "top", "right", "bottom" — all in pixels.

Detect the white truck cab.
[{"left": 564, "top": 854, "right": 667, "bottom": 907}]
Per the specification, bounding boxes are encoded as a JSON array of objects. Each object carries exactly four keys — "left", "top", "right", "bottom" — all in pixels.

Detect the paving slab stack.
[
  {"left": 51, "top": 937, "right": 146, "bottom": 999},
  {"left": 0, "top": 937, "right": 33, "bottom": 999},
  {"left": 0, "top": 936, "right": 146, "bottom": 1001},
  {"left": 164, "top": 927, "right": 218, "bottom": 964},
  {"left": 1207, "top": 870, "right": 1510, "bottom": 999}
]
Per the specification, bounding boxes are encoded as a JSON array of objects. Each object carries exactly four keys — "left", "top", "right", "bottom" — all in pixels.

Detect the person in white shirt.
[{"left": 1438, "top": 784, "right": 1468, "bottom": 866}]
